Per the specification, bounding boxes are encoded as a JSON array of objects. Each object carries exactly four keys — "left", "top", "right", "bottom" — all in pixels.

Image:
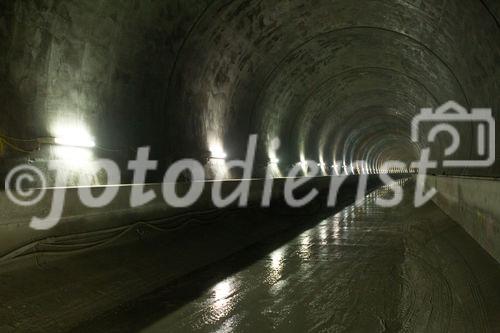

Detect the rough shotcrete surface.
[{"left": 0, "top": 0, "right": 499, "bottom": 178}]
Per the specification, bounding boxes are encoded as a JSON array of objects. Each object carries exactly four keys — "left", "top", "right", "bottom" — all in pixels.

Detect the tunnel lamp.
[
  {"left": 209, "top": 145, "right": 227, "bottom": 159},
  {"left": 332, "top": 164, "right": 340, "bottom": 175},
  {"left": 37, "top": 136, "right": 96, "bottom": 148},
  {"left": 298, "top": 160, "right": 308, "bottom": 174},
  {"left": 54, "top": 136, "right": 95, "bottom": 148},
  {"left": 44, "top": 123, "right": 96, "bottom": 149},
  {"left": 210, "top": 151, "right": 227, "bottom": 159}
]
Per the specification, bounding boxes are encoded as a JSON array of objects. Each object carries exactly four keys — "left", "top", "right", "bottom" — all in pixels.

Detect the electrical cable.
[
  {"left": 0, "top": 206, "right": 254, "bottom": 266},
  {"left": 95, "top": 144, "right": 136, "bottom": 153},
  {"left": 0, "top": 137, "right": 37, "bottom": 154},
  {"left": 0, "top": 130, "right": 133, "bottom": 154},
  {"left": 0, "top": 181, "right": 377, "bottom": 266},
  {"left": 0, "top": 133, "right": 37, "bottom": 142}
]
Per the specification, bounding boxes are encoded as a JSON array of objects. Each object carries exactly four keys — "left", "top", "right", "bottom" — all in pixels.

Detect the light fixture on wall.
[
  {"left": 37, "top": 136, "right": 95, "bottom": 148},
  {"left": 36, "top": 123, "right": 96, "bottom": 170},
  {"left": 206, "top": 132, "right": 228, "bottom": 160},
  {"left": 209, "top": 145, "right": 227, "bottom": 159},
  {"left": 41, "top": 123, "right": 96, "bottom": 148},
  {"left": 54, "top": 136, "right": 95, "bottom": 148}
]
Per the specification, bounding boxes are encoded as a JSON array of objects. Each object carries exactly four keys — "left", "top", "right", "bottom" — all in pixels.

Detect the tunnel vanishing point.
[{"left": 0, "top": 1, "right": 499, "bottom": 332}]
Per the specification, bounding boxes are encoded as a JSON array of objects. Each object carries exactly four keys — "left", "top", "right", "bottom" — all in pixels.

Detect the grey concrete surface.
[
  {"left": 427, "top": 175, "right": 500, "bottom": 264},
  {"left": 72, "top": 179, "right": 500, "bottom": 332}
]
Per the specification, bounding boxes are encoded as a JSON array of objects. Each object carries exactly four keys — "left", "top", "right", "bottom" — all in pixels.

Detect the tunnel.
[{"left": 0, "top": 0, "right": 499, "bottom": 332}]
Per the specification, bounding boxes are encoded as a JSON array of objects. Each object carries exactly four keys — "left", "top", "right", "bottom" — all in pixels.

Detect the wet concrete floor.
[{"left": 77, "top": 179, "right": 500, "bottom": 332}]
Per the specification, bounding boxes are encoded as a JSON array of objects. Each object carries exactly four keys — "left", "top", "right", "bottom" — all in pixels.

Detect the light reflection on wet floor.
[{"left": 90, "top": 179, "right": 500, "bottom": 332}]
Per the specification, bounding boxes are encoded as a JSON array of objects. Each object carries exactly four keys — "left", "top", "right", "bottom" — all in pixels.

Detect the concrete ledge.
[
  {"left": 427, "top": 175, "right": 500, "bottom": 263},
  {"left": 0, "top": 175, "right": 384, "bottom": 270}
]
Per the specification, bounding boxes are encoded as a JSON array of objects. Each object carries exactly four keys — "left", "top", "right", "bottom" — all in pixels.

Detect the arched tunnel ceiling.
[{"left": 1, "top": 0, "right": 499, "bottom": 179}]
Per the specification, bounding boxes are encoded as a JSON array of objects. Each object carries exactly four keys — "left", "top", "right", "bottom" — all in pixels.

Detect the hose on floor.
[
  {"left": 0, "top": 187, "right": 349, "bottom": 266},
  {"left": 0, "top": 206, "right": 257, "bottom": 266}
]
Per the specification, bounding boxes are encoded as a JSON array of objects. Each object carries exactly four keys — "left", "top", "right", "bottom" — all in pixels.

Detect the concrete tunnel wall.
[
  {"left": 0, "top": 1, "right": 499, "bottom": 264},
  {"left": 426, "top": 175, "right": 500, "bottom": 263},
  {"left": 0, "top": 0, "right": 499, "bottom": 182}
]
